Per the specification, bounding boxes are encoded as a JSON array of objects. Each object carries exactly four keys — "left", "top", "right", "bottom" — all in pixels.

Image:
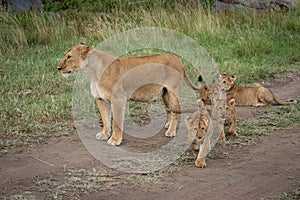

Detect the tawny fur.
[
  {"left": 58, "top": 44, "right": 199, "bottom": 146},
  {"left": 219, "top": 74, "right": 297, "bottom": 107}
]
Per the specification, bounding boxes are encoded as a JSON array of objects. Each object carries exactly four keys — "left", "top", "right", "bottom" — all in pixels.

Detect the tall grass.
[{"left": 1, "top": 6, "right": 300, "bottom": 148}]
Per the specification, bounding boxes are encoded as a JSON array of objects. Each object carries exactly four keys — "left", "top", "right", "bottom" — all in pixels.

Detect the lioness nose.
[{"left": 57, "top": 66, "right": 62, "bottom": 71}]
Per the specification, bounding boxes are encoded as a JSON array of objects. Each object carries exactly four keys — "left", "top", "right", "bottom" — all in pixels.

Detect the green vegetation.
[{"left": 1, "top": 1, "right": 300, "bottom": 149}]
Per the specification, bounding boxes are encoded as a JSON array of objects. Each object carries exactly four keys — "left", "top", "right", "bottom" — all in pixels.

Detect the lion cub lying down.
[
  {"left": 219, "top": 74, "right": 297, "bottom": 106},
  {"left": 185, "top": 98, "right": 237, "bottom": 168}
]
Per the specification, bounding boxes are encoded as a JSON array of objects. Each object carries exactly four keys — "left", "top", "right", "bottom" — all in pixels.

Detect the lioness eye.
[
  {"left": 223, "top": 81, "right": 226, "bottom": 83},
  {"left": 67, "top": 55, "right": 71, "bottom": 60}
]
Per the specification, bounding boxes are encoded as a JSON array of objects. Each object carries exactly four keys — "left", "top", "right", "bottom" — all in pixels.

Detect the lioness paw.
[
  {"left": 195, "top": 158, "right": 206, "bottom": 168},
  {"left": 165, "top": 130, "right": 176, "bottom": 138},
  {"left": 96, "top": 131, "right": 111, "bottom": 141},
  {"left": 107, "top": 137, "right": 122, "bottom": 146},
  {"left": 164, "top": 122, "right": 170, "bottom": 129}
]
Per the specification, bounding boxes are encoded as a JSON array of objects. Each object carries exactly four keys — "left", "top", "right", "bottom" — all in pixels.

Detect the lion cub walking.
[{"left": 185, "top": 98, "right": 237, "bottom": 168}]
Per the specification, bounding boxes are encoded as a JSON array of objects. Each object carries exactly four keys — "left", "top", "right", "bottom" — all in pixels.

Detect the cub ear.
[
  {"left": 197, "top": 98, "right": 206, "bottom": 108},
  {"left": 230, "top": 75, "right": 237, "bottom": 82},
  {"left": 203, "top": 83, "right": 209, "bottom": 91},
  {"left": 228, "top": 98, "right": 235, "bottom": 106},
  {"left": 185, "top": 116, "right": 191, "bottom": 126}
]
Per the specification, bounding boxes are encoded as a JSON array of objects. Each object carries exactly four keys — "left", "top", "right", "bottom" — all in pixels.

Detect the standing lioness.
[{"left": 58, "top": 43, "right": 199, "bottom": 146}]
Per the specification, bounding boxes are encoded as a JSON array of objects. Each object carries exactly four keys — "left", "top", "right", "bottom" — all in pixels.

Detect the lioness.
[
  {"left": 58, "top": 43, "right": 199, "bottom": 146},
  {"left": 219, "top": 74, "right": 297, "bottom": 106}
]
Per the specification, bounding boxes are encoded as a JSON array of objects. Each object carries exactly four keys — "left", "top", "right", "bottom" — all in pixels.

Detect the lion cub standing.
[
  {"left": 219, "top": 74, "right": 297, "bottom": 106},
  {"left": 185, "top": 98, "right": 237, "bottom": 168}
]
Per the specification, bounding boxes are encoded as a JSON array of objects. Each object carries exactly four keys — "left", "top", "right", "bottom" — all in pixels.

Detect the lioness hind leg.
[
  {"left": 162, "top": 89, "right": 170, "bottom": 129},
  {"left": 165, "top": 91, "right": 179, "bottom": 138},
  {"left": 95, "top": 99, "right": 111, "bottom": 140}
]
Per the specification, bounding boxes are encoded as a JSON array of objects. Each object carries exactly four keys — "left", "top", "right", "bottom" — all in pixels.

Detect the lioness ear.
[
  {"left": 228, "top": 98, "right": 235, "bottom": 106},
  {"left": 79, "top": 45, "right": 91, "bottom": 59}
]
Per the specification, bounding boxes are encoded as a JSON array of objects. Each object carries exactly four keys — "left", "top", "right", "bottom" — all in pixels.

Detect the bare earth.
[{"left": 1, "top": 71, "right": 300, "bottom": 199}]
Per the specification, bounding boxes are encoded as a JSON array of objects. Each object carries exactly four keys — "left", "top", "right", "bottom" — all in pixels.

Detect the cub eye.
[
  {"left": 193, "top": 128, "right": 198, "bottom": 132},
  {"left": 226, "top": 107, "right": 229, "bottom": 110},
  {"left": 223, "top": 81, "right": 226, "bottom": 83},
  {"left": 201, "top": 127, "right": 205, "bottom": 131}
]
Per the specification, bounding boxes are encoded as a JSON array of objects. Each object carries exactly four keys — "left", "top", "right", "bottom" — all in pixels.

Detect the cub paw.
[
  {"left": 96, "top": 131, "right": 111, "bottom": 140},
  {"left": 165, "top": 130, "right": 176, "bottom": 138},
  {"left": 195, "top": 158, "right": 206, "bottom": 168},
  {"left": 107, "top": 137, "right": 122, "bottom": 146},
  {"left": 217, "top": 134, "right": 226, "bottom": 141},
  {"left": 228, "top": 129, "right": 238, "bottom": 136}
]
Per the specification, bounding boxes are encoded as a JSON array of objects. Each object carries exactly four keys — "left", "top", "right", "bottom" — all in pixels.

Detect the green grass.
[{"left": 1, "top": 3, "right": 300, "bottom": 148}]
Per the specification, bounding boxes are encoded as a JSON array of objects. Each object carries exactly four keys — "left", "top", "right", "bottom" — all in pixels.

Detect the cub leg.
[
  {"left": 217, "top": 121, "right": 226, "bottom": 141},
  {"left": 195, "top": 123, "right": 213, "bottom": 168},
  {"left": 95, "top": 98, "right": 111, "bottom": 140},
  {"left": 165, "top": 90, "right": 179, "bottom": 138},
  {"left": 228, "top": 111, "right": 237, "bottom": 136},
  {"left": 254, "top": 87, "right": 272, "bottom": 106}
]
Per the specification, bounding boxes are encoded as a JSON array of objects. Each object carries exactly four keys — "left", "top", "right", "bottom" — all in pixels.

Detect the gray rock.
[
  {"left": 268, "top": 0, "right": 297, "bottom": 11},
  {"left": 3, "top": 0, "right": 43, "bottom": 12}
]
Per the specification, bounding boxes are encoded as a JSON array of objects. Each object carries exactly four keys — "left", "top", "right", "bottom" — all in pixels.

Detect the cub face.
[
  {"left": 57, "top": 44, "right": 91, "bottom": 77},
  {"left": 219, "top": 74, "right": 236, "bottom": 91},
  {"left": 212, "top": 98, "right": 235, "bottom": 122},
  {"left": 185, "top": 107, "right": 210, "bottom": 152},
  {"left": 200, "top": 83, "right": 226, "bottom": 105}
]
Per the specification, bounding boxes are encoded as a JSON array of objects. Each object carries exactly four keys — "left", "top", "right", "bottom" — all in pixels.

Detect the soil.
[{"left": 1, "top": 71, "right": 300, "bottom": 200}]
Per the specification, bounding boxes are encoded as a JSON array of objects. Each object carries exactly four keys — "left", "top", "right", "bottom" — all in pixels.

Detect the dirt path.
[{"left": 0, "top": 71, "right": 300, "bottom": 199}]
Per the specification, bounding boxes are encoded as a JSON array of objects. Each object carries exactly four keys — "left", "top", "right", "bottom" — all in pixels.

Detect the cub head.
[
  {"left": 57, "top": 43, "right": 91, "bottom": 77},
  {"left": 200, "top": 83, "right": 224, "bottom": 104},
  {"left": 212, "top": 98, "right": 235, "bottom": 122},
  {"left": 219, "top": 73, "right": 237, "bottom": 91}
]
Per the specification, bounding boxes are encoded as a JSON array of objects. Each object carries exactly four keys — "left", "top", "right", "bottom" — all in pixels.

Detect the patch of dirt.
[{"left": 0, "top": 71, "right": 300, "bottom": 199}]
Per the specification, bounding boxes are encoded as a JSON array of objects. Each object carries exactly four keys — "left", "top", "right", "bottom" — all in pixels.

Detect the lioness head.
[
  {"left": 57, "top": 43, "right": 91, "bottom": 77},
  {"left": 212, "top": 98, "right": 235, "bottom": 121},
  {"left": 219, "top": 74, "right": 236, "bottom": 91}
]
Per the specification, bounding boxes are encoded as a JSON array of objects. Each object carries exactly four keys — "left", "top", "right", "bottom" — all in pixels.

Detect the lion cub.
[
  {"left": 185, "top": 99, "right": 212, "bottom": 168},
  {"left": 199, "top": 82, "right": 237, "bottom": 138},
  {"left": 219, "top": 74, "right": 297, "bottom": 106},
  {"left": 185, "top": 98, "right": 237, "bottom": 168}
]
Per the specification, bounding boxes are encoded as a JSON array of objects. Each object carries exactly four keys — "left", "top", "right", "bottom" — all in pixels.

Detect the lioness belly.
[{"left": 130, "top": 84, "right": 164, "bottom": 102}]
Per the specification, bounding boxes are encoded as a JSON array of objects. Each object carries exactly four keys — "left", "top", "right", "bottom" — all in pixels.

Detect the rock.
[
  {"left": 3, "top": 0, "right": 43, "bottom": 12},
  {"left": 233, "top": 0, "right": 267, "bottom": 10},
  {"left": 268, "top": 0, "right": 297, "bottom": 11}
]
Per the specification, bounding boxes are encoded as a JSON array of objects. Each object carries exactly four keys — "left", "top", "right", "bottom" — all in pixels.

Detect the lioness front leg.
[
  {"left": 107, "top": 98, "right": 126, "bottom": 146},
  {"left": 165, "top": 91, "right": 179, "bottom": 137},
  {"left": 95, "top": 99, "right": 111, "bottom": 140}
]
